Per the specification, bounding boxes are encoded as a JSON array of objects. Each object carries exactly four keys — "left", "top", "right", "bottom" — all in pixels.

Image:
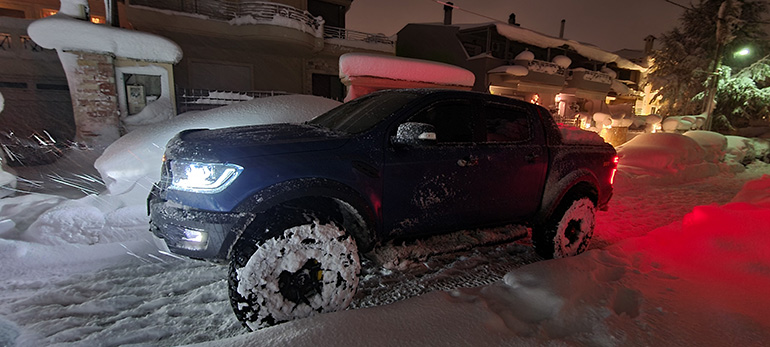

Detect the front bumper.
[{"left": 148, "top": 189, "right": 253, "bottom": 262}]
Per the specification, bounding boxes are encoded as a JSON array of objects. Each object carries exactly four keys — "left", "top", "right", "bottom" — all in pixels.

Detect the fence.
[{"left": 175, "top": 88, "right": 289, "bottom": 114}]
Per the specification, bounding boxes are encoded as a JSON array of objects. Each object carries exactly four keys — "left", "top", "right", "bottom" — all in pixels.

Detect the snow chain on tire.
[
  {"left": 228, "top": 211, "right": 360, "bottom": 330},
  {"left": 533, "top": 196, "right": 595, "bottom": 259}
]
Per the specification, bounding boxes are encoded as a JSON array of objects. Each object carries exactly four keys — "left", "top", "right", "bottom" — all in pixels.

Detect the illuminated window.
[
  {"left": 41, "top": 9, "right": 57, "bottom": 18},
  {"left": 40, "top": 9, "right": 105, "bottom": 24}
]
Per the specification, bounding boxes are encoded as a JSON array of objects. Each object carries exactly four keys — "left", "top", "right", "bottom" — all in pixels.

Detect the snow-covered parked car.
[{"left": 148, "top": 89, "right": 618, "bottom": 330}]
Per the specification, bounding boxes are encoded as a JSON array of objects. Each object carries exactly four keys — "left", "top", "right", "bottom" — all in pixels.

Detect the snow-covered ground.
[{"left": 1, "top": 98, "right": 770, "bottom": 345}]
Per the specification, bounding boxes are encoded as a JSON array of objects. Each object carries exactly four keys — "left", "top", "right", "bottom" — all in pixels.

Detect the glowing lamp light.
[
  {"left": 530, "top": 94, "right": 540, "bottom": 105},
  {"left": 735, "top": 48, "right": 751, "bottom": 57}
]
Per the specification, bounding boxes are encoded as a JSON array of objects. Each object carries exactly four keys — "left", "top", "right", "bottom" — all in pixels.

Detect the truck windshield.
[{"left": 309, "top": 92, "right": 420, "bottom": 133}]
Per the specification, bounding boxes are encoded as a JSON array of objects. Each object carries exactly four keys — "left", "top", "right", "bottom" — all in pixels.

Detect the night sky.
[{"left": 346, "top": 0, "right": 686, "bottom": 52}]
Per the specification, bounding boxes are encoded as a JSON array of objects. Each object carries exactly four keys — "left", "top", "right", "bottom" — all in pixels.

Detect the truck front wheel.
[
  {"left": 533, "top": 197, "right": 595, "bottom": 259},
  {"left": 228, "top": 208, "right": 360, "bottom": 330}
]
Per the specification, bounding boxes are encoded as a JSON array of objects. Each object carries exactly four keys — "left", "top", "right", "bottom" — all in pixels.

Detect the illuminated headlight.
[{"left": 169, "top": 160, "right": 243, "bottom": 193}]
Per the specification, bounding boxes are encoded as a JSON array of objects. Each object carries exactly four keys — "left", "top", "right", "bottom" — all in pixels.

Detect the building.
[
  {"left": 0, "top": 0, "right": 393, "bottom": 143},
  {"left": 396, "top": 7, "right": 651, "bottom": 129}
]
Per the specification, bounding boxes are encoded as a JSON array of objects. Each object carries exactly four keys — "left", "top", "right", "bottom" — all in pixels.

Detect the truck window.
[
  {"left": 408, "top": 100, "right": 475, "bottom": 144},
  {"left": 484, "top": 104, "right": 532, "bottom": 143}
]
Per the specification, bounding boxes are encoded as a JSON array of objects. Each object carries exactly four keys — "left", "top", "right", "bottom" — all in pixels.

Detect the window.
[
  {"left": 484, "top": 104, "right": 531, "bottom": 143},
  {"left": 409, "top": 100, "right": 475, "bottom": 143}
]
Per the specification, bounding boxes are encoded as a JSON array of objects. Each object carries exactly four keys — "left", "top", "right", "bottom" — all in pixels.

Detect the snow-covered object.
[
  {"left": 495, "top": 23, "right": 645, "bottom": 71},
  {"left": 28, "top": 12, "right": 182, "bottom": 63},
  {"left": 558, "top": 126, "right": 607, "bottom": 145},
  {"left": 488, "top": 65, "right": 528, "bottom": 77},
  {"left": 339, "top": 53, "right": 475, "bottom": 88},
  {"left": 645, "top": 114, "right": 662, "bottom": 125},
  {"left": 592, "top": 112, "right": 612, "bottom": 127},
  {"left": 514, "top": 50, "right": 535, "bottom": 62},
  {"left": 94, "top": 95, "right": 341, "bottom": 199},
  {"left": 683, "top": 131, "right": 727, "bottom": 163},
  {"left": 610, "top": 80, "right": 630, "bottom": 95},
  {"left": 551, "top": 55, "right": 571, "bottom": 68},
  {"left": 0, "top": 91, "right": 4, "bottom": 113},
  {"left": 617, "top": 133, "right": 718, "bottom": 181},
  {"left": 731, "top": 175, "right": 770, "bottom": 207},
  {"left": 229, "top": 13, "right": 324, "bottom": 38},
  {"left": 234, "top": 221, "right": 360, "bottom": 330},
  {"left": 661, "top": 116, "right": 702, "bottom": 132},
  {"left": 725, "top": 136, "right": 755, "bottom": 164}
]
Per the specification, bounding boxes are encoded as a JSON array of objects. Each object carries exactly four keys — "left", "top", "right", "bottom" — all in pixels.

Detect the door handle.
[
  {"left": 457, "top": 156, "right": 479, "bottom": 167},
  {"left": 525, "top": 153, "right": 540, "bottom": 163}
]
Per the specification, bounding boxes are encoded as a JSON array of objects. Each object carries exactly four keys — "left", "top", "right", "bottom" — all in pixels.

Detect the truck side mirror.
[{"left": 393, "top": 122, "right": 437, "bottom": 147}]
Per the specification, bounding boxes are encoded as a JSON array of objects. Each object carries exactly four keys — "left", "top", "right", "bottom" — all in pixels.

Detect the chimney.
[
  {"left": 644, "top": 35, "right": 656, "bottom": 55},
  {"left": 444, "top": 2, "right": 453, "bottom": 25},
  {"left": 508, "top": 13, "right": 519, "bottom": 26},
  {"left": 559, "top": 19, "right": 565, "bottom": 38}
]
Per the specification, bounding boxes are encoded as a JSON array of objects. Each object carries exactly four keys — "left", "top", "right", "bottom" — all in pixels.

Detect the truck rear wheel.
[
  {"left": 228, "top": 207, "right": 360, "bottom": 330},
  {"left": 533, "top": 196, "right": 595, "bottom": 259}
]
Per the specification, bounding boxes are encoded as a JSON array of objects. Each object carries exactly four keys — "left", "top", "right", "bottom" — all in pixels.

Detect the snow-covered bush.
[
  {"left": 661, "top": 115, "right": 706, "bottom": 133},
  {"left": 94, "top": 95, "right": 341, "bottom": 204}
]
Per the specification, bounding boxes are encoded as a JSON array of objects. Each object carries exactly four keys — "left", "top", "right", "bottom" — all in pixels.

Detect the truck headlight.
[{"left": 169, "top": 160, "right": 243, "bottom": 193}]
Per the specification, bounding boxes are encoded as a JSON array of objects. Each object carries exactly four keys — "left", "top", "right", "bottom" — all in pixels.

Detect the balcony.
[
  {"left": 566, "top": 68, "right": 612, "bottom": 93},
  {"left": 126, "top": 0, "right": 394, "bottom": 53}
]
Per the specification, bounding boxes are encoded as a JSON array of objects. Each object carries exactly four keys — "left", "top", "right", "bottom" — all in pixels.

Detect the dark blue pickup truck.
[{"left": 148, "top": 89, "right": 617, "bottom": 330}]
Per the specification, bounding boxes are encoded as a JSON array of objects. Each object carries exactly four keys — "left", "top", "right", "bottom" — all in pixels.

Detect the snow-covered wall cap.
[
  {"left": 494, "top": 23, "right": 645, "bottom": 72},
  {"left": 339, "top": 53, "right": 475, "bottom": 87},
  {"left": 488, "top": 65, "right": 528, "bottom": 77},
  {"left": 28, "top": 13, "right": 182, "bottom": 63}
]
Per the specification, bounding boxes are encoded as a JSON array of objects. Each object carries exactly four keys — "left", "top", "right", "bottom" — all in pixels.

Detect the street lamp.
[{"left": 734, "top": 47, "right": 751, "bottom": 57}]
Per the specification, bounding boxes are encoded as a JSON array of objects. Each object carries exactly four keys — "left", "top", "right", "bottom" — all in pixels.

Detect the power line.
[{"left": 428, "top": 0, "right": 506, "bottom": 24}]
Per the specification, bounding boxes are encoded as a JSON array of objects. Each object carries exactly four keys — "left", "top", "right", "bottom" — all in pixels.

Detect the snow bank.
[
  {"left": 94, "top": 95, "right": 341, "bottom": 199},
  {"left": 339, "top": 53, "right": 475, "bottom": 88},
  {"left": 28, "top": 13, "right": 182, "bottom": 63}
]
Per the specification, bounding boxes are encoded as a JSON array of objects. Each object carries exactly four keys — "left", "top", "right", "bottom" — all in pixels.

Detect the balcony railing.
[
  {"left": 0, "top": 33, "right": 11, "bottom": 50},
  {"left": 527, "top": 59, "right": 566, "bottom": 76},
  {"left": 129, "top": 0, "right": 323, "bottom": 36},
  {"left": 323, "top": 26, "right": 395, "bottom": 46}
]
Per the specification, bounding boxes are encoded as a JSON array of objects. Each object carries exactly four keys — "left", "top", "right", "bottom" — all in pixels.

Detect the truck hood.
[{"left": 166, "top": 123, "right": 350, "bottom": 161}]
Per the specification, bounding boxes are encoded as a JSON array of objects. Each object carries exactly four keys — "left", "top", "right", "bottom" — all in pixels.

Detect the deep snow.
[{"left": 1, "top": 96, "right": 770, "bottom": 345}]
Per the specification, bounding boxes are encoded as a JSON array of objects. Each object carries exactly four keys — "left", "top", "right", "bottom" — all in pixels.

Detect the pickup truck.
[{"left": 148, "top": 89, "right": 617, "bottom": 330}]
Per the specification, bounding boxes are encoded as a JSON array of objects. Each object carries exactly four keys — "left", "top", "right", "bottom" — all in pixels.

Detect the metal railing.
[
  {"left": 176, "top": 88, "right": 289, "bottom": 114},
  {"left": 128, "top": 0, "right": 322, "bottom": 35},
  {"left": 0, "top": 33, "right": 10, "bottom": 50},
  {"left": 20, "top": 35, "right": 43, "bottom": 52},
  {"left": 323, "top": 26, "right": 395, "bottom": 46}
]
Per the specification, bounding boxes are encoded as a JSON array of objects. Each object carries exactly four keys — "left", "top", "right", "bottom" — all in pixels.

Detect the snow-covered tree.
[
  {"left": 699, "top": 55, "right": 770, "bottom": 131},
  {"left": 648, "top": 0, "right": 769, "bottom": 119}
]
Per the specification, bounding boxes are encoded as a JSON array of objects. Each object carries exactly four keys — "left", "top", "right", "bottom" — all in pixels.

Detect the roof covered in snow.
[
  {"left": 28, "top": 14, "right": 182, "bottom": 63},
  {"left": 493, "top": 23, "right": 645, "bottom": 71}
]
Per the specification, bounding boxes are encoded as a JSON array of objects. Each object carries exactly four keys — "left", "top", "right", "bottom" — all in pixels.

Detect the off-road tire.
[
  {"left": 228, "top": 206, "right": 360, "bottom": 330},
  {"left": 533, "top": 196, "right": 595, "bottom": 259}
]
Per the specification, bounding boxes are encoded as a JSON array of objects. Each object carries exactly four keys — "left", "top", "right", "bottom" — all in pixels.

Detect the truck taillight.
[{"left": 610, "top": 156, "right": 619, "bottom": 185}]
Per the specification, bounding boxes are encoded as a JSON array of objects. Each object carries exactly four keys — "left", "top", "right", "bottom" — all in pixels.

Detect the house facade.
[
  {"left": 0, "top": 0, "right": 393, "bottom": 142},
  {"left": 396, "top": 16, "right": 651, "bottom": 129}
]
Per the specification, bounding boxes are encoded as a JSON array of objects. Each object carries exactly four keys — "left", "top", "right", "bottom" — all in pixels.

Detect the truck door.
[
  {"left": 477, "top": 102, "right": 547, "bottom": 223},
  {"left": 381, "top": 99, "right": 486, "bottom": 237}
]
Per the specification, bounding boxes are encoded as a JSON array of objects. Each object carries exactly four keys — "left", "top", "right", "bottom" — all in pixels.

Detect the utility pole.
[{"left": 703, "top": 0, "right": 738, "bottom": 131}]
